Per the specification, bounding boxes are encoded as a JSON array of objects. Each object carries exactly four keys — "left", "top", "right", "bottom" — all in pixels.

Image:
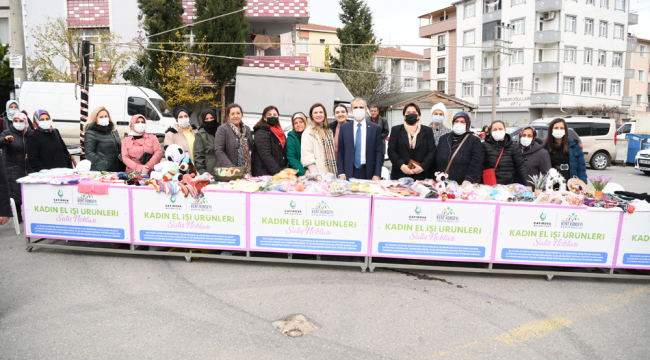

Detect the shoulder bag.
[
  {"left": 444, "top": 135, "right": 469, "bottom": 174},
  {"left": 482, "top": 146, "right": 505, "bottom": 186}
]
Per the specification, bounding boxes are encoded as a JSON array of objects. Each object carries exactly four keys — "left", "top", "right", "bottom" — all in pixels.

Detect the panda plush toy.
[{"left": 151, "top": 145, "right": 186, "bottom": 181}]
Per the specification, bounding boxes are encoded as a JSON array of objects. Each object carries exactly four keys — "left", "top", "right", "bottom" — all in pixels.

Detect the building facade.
[
  {"left": 452, "top": 0, "right": 637, "bottom": 127},
  {"left": 623, "top": 35, "right": 650, "bottom": 119},
  {"left": 374, "top": 47, "right": 429, "bottom": 93},
  {"left": 295, "top": 23, "right": 339, "bottom": 70},
  {"left": 418, "top": 6, "right": 457, "bottom": 96}
]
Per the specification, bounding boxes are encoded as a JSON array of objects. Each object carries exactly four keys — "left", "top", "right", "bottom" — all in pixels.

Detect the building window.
[
  {"left": 636, "top": 94, "right": 643, "bottom": 106},
  {"left": 598, "top": 51, "right": 606, "bottom": 66},
  {"left": 613, "top": 52, "right": 622, "bottom": 66},
  {"left": 564, "top": 77, "right": 575, "bottom": 92},
  {"left": 511, "top": 49, "right": 524, "bottom": 63},
  {"left": 483, "top": 56, "right": 489, "bottom": 69},
  {"left": 437, "top": 81, "right": 446, "bottom": 93},
  {"left": 585, "top": 49, "right": 592, "bottom": 64},
  {"left": 638, "top": 70, "right": 644, "bottom": 82},
  {"left": 587, "top": 0, "right": 594, "bottom": 4},
  {"left": 437, "top": 58, "right": 446, "bottom": 74},
  {"left": 538, "top": 49, "right": 543, "bottom": 62},
  {"left": 611, "top": 80, "right": 620, "bottom": 95},
  {"left": 614, "top": 24, "right": 624, "bottom": 39},
  {"left": 640, "top": 45, "right": 647, "bottom": 57},
  {"left": 615, "top": 0, "right": 624, "bottom": 9},
  {"left": 0, "top": 18, "right": 8, "bottom": 46},
  {"left": 585, "top": 19, "right": 594, "bottom": 35},
  {"left": 463, "top": 30, "right": 475, "bottom": 45},
  {"left": 465, "top": 3, "right": 475, "bottom": 18},
  {"left": 512, "top": 19, "right": 524, "bottom": 35},
  {"left": 319, "top": 39, "right": 325, "bottom": 45},
  {"left": 463, "top": 83, "right": 473, "bottom": 96},
  {"left": 599, "top": 21, "right": 607, "bottom": 37},
  {"left": 566, "top": 16, "right": 576, "bottom": 32},
  {"left": 404, "top": 61, "right": 414, "bottom": 71},
  {"left": 417, "top": 64, "right": 423, "bottom": 72},
  {"left": 596, "top": 79, "right": 606, "bottom": 93},
  {"left": 509, "top": 78, "right": 523, "bottom": 94},
  {"left": 404, "top": 78, "right": 414, "bottom": 88},
  {"left": 512, "top": 0, "right": 525, "bottom": 4},
  {"left": 463, "top": 57, "right": 475, "bottom": 70},
  {"left": 564, "top": 48, "right": 576, "bottom": 62},
  {"left": 534, "top": 77, "right": 540, "bottom": 91},
  {"left": 600, "top": 0, "right": 608, "bottom": 7},
  {"left": 299, "top": 37, "right": 309, "bottom": 53},
  {"left": 438, "top": 34, "right": 446, "bottom": 51},
  {"left": 581, "top": 78, "right": 592, "bottom": 93}
]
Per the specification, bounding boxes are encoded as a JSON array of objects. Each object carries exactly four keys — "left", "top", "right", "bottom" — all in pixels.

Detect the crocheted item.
[{"left": 78, "top": 180, "right": 110, "bottom": 195}]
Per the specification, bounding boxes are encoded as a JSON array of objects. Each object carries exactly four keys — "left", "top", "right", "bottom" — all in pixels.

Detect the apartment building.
[
  {"left": 623, "top": 35, "right": 650, "bottom": 119},
  {"left": 418, "top": 5, "right": 457, "bottom": 96},
  {"left": 374, "top": 47, "right": 429, "bottom": 93},
  {"left": 452, "top": 0, "right": 636, "bottom": 127},
  {"left": 296, "top": 23, "right": 339, "bottom": 70}
]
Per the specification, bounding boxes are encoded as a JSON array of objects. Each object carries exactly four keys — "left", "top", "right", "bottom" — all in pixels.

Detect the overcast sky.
[{"left": 309, "top": 0, "right": 650, "bottom": 54}]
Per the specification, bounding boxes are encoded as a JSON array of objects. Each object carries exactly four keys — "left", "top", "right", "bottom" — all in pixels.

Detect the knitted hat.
[{"left": 431, "top": 103, "right": 447, "bottom": 118}]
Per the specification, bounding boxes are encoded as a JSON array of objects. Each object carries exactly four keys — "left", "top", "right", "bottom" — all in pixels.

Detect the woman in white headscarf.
[
  {"left": 429, "top": 103, "right": 450, "bottom": 147},
  {"left": 3, "top": 100, "right": 20, "bottom": 132}
]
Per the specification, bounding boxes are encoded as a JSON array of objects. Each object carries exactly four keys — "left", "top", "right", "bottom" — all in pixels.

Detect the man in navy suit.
[{"left": 337, "top": 98, "right": 383, "bottom": 180}]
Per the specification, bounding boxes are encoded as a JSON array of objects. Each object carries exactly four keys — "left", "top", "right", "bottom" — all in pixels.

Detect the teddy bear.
[
  {"left": 151, "top": 144, "right": 186, "bottom": 182},
  {"left": 434, "top": 172, "right": 448, "bottom": 192}
]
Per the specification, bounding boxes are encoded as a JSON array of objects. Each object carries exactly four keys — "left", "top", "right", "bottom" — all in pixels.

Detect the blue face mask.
[{"left": 431, "top": 115, "right": 444, "bottom": 125}]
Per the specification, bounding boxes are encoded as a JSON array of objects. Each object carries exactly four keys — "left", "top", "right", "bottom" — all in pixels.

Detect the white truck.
[
  {"left": 617, "top": 116, "right": 650, "bottom": 140},
  {"left": 234, "top": 67, "right": 354, "bottom": 131},
  {"left": 19, "top": 81, "right": 176, "bottom": 144}
]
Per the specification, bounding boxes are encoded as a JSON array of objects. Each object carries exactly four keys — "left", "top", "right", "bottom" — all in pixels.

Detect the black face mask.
[
  {"left": 266, "top": 117, "right": 279, "bottom": 126},
  {"left": 204, "top": 120, "right": 218, "bottom": 131},
  {"left": 405, "top": 114, "right": 419, "bottom": 125}
]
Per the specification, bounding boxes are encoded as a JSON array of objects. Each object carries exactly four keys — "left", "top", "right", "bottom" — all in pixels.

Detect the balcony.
[
  {"left": 625, "top": 69, "right": 635, "bottom": 78},
  {"left": 530, "top": 93, "right": 560, "bottom": 104},
  {"left": 532, "top": 62, "right": 560, "bottom": 74},
  {"left": 483, "top": 1, "right": 502, "bottom": 22},
  {"left": 419, "top": 17, "right": 456, "bottom": 38},
  {"left": 535, "top": 0, "right": 562, "bottom": 11},
  {"left": 479, "top": 96, "right": 499, "bottom": 105},
  {"left": 622, "top": 96, "right": 633, "bottom": 106},
  {"left": 438, "top": 45, "right": 446, "bottom": 51},
  {"left": 629, "top": 11, "right": 639, "bottom": 25},
  {"left": 424, "top": 48, "right": 431, "bottom": 59},
  {"left": 483, "top": 9, "right": 501, "bottom": 23},
  {"left": 437, "top": 67, "right": 446, "bottom": 74},
  {"left": 481, "top": 68, "right": 500, "bottom": 78},
  {"left": 242, "top": 56, "right": 309, "bottom": 71},
  {"left": 246, "top": 0, "right": 309, "bottom": 23},
  {"left": 628, "top": 38, "right": 638, "bottom": 51},
  {"left": 534, "top": 30, "right": 561, "bottom": 43}
]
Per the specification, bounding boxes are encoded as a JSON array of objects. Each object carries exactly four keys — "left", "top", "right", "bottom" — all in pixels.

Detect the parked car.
[
  {"left": 532, "top": 116, "right": 616, "bottom": 170},
  {"left": 635, "top": 147, "right": 650, "bottom": 175}
]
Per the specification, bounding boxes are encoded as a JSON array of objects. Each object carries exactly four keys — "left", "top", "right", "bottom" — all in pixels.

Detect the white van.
[{"left": 19, "top": 81, "right": 176, "bottom": 144}]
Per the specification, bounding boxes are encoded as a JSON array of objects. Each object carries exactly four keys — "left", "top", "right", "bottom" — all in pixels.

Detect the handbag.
[
  {"left": 482, "top": 147, "right": 505, "bottom": 186},
  {"left": 444, "top": 135, "right": 469, "bottom": 174},
  {"left": 139, "top": 152, "right": 153, "bottom": 165},
  {"left": 110, "top": 131, "right": 127, "bottom": 172},
  {"left": 407, "top": 159, "right": 421, "bottom": 170}
]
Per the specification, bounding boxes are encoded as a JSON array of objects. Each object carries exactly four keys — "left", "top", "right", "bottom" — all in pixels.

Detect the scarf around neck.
[
  {"left": 228, "top": 121, "right": 251, "bottom": 175},
  {"left": 270, "top": 124, "right": 286, "bottom": 148},
  {"left": 403, "top": 122, "right": 421, "bottom": 149}
]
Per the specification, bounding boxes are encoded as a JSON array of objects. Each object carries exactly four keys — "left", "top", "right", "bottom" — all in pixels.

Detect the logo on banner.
[
  {"left": 77, "top": 193, "right": 98, "bottom": 206},
  {"left": 190, "top": 195, "right": 212, "bottom": 212},
  {"left": 284, "top": 200, "right": 302, "bottom": 216},
  {"left": 436, "top": 207, "right": 459, "bottom": 223},
  {"left": 311, "top": 201, "right": 333, "bottom": 217},
  {"left": 533, "top": 212, "right": 552, "bottom": 228},
  {"left": 561, "top": 213, "right": 583, "bottom": 229},
  {"left": 165, "top": 195, "right": 182, "bottom": 210},
  {"left": 54, "top": 189, "right": 69, "bottom": 204},
  {"left": 408, "top": 205, "right": 427, "bottom": 222}
]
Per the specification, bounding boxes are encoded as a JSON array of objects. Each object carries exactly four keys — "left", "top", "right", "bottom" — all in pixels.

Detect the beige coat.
[
  {"left": 301, "top": 126, "right": 330, "bottom": 174},
  {"left": 163, "top": 124, "right": 197, "bottom": 153}
]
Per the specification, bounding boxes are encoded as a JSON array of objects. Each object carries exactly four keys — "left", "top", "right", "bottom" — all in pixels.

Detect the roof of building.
[
  {"left": 374, "top": 47, "right": 424, "bottom": 60},
  {"left": 418, "top": 6, "right": 456, "bottom": 19},
  {"left": 298, "top": 24, "right": 339, "bottom": 33},
  {"left": 375, "top": 91, "right": 477, "bottom": 110}
]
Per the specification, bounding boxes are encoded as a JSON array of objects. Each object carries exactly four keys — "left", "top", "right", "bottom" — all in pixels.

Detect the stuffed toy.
[
  {"left": 544, "top": 168, "right": 566, "bottom": 193},
  {"left": 182, "top": 173, "right": 195, "bottom": 184},
  {"left": 434, "top": 172, "right": 448, "bottom": 192},
  {"left": 151, "top": 145, "right": 185, "bottom": 181},
  {"left": 162, "top": 164, "right": 180, "bottom": 182}
]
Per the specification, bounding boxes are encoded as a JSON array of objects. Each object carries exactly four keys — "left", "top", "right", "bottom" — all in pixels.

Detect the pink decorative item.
[{"left": 77, "top": 180, "right": 110, "bottom": 195}]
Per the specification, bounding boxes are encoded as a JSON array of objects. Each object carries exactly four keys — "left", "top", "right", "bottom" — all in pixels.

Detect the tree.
[
  {"left": 26, "top": 17, "right": 132, "bottom": 83},
  {"left": 0, "top": 44, "right": 15, "bottom": 97},
  {"left": 137, "top": 0, "right": 185, "bottom": 87},
  {"left": 155, "top": 32, "right": 218, "bottom": 111},
  {"left": 194, "top": 0, "right": 249, "bottom": 121},
  {"left": 335, "top": 52, "right": 401, "bottom": 105},
  {"left": 330, "top": 0, "right": 378, "bottom": 70}
]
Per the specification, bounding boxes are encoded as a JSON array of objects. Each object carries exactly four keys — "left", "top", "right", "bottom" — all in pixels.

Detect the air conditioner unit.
[{"left": 543, "top": 11, "right": 556, "bottom": 21}]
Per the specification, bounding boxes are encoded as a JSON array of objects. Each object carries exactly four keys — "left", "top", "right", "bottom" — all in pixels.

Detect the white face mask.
[
  {"left": 431, "top": 115, "right": 444, "bottom": 125},
  {"left": 134, "top": 123, "right": 147, "bottom": 134},
  {"left": 97, "top": 117, "right": 110, "bottom": 126},
  {"left": 13, "top": 122, "right": 25, "bottom": 131},
  {"left": 452, "top": 123, "right": 466, "bottom": 135},
  {"left": 7, "top": 109, "right": 18, "bottom": 120},
  {"left": 178, "top": 118, "right": 190, "bottom": 128},
  {"left": 352, "top": 108, "right": 366, "bottom": 121},
  {"left": 520, "top": 137, "right": 533, "bottom": 147},
  {"left": 491, "top": 130, "right": 505, "bottom": 141},
  {"left": 552, "top": 130, "right": 565, "bottom": 139},
  {"left": 39, "top": 121, "right": 52, "bottom": 130}
]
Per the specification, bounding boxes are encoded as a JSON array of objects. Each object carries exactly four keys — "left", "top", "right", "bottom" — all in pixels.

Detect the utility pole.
[
  {"left": 79, "top": 40, "right": 91, "bottom": 153},
  {"left": 492, "top": 23, "right": 498, "bottom": 122},
  {"left": 9, "top": 0, "right": 27, "bottom": 90}
]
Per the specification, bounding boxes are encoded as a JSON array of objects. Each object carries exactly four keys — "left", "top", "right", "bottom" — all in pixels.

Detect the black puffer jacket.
[
  {"left": 433, "top": 132, "right": 483, "bottom": 183},
  {"left": 0, "top": 126, "right": 31, "bottom": 209},
  {"left": 26, "top": 129, "right": 73, "bottom": 172},
  {"left": 84, "top": 122, "right": 123, "bottom": 172},
  {"left": 482, "top": 133, "right": 528, "bottom": 185},
  {"left": 252, "top": 125, "right": 287, "bottom": 176},
  {"left": 514, "top": 138, "right": 552, "bottom": 187}
]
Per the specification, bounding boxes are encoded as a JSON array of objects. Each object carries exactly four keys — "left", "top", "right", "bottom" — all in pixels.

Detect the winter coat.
[
  {"left": 514, "top": 138, "right": 552, "bottom": 187},
  {"left": 301, "top": 126, "right": 331, "bottom": 174},
  {"left": 121, "top": 133, "right": 163, "bottom": 173},
  {"left": 368, "top": 115, "right": 390, "bottom": 155},
  {"left": 0, "top": 126, "right": 31, "bottom": 207},
  {"left": 433, "top": 132, "right": 483, "bottom": 184},
  {"left": 214, "top": 122, "right": 254, "bottom": 168},
  {"left": 286, "top": 130, "right": 308, "bottom": 176},
  {"left": 0, "top": 154, "right": 11, "bottom": 217},
  {"left": 84, "top": 122, "right": 123, "bottom": 172},
  {"left": 252, "top": 125, "right": 287, "bottom": 176},
  {"left": 387, "top": 124, "right": 436, "bottom": 180},
  {"left": 164, "top": 124, "right": 197, "bottom": 154},
  {"left": 26, "top": 129, "right": 73, "bottom": 172},
  {"left": 481, "top": 133, "right": 528, "bottom": 185},
  {"left": 544, "top": 138, "right": 587, "bottom": 183},
  {"left": 193, "top": 127, "right": 218, "bottom": 176}
]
